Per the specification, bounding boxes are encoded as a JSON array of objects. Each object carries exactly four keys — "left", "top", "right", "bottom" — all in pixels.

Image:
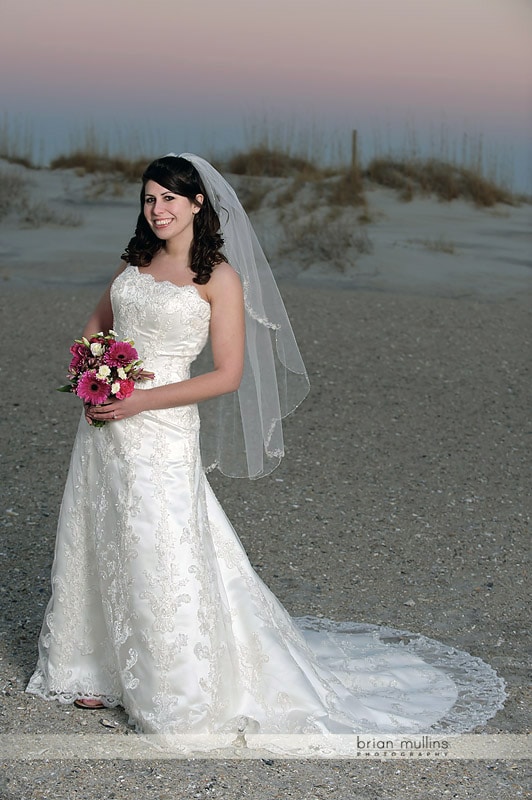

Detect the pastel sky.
[{"left": 1, "top": 0, "right": 531, "bottom": 186}]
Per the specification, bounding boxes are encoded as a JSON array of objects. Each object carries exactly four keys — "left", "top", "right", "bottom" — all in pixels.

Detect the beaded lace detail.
[{"left": 27, "top": 266, "right": 506, "bottom": 738}]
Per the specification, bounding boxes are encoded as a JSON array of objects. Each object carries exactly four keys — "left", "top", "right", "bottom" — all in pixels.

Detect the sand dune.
[{"left": 1, "top": 160, "right": 530, "bottom": 300}]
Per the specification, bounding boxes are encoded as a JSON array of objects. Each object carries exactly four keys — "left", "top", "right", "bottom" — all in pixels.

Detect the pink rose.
[{"left": 115, "top": 379, "right": 135, "bottom": 400}]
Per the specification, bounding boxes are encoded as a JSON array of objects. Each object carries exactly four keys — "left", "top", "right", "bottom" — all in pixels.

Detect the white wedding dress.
[{"left": 27, "top": 266, "right": 506, "bottom": 746}]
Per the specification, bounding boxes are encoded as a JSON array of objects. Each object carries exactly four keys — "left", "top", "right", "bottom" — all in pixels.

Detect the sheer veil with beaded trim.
[{"left": 175, "top": 153, "right": 310, "bottom": 479}]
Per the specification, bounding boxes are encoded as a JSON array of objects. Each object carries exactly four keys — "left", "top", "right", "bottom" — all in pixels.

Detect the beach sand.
[{"left": 0, "top": 163, "right": 530, "bottom": 797}]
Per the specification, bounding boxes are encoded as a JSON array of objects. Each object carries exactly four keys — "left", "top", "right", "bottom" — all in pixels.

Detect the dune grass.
[
  {"left": 0, "top": 167, "right": 81, "bottom": 227},
  {"left": 47, "top": 124, "right": 158, "bottom": 181},
  {"left": 224, "top": 144, "right": 516, "bottom": 209},
  {"left": 226, "top": 147, "right": 324, "bottom": 179},
  {"left": 0, "top": 168, "right": 28, "bottom": 220},
  {"left": 222, "top": 121, "right": 517, "bottom": 210},
  {"left": 0, "top": 115, "right": 41, "bottom": 169},
  {"left": 282, "top": 212, "right": 373, "bottom": 272},
  {"left": 0, "top": 115, "right": 521, "bottom": 210},
  {"left": 365, "top": 157, "right": 516, "bottom": 207},
  {"left": 50, "top": 152, "right": 147, "bottom": 181},
  {"left": 408, "top": 235, "right": 456, "bottom": 255},
  {"left": 221, "top": 118, "right": 520, "bottom": 208}
]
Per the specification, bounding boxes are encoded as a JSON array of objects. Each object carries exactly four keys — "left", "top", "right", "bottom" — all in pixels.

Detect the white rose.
[
  {"left": 91, "top": 342, "right": 104, "bottom": 356},
  {"left": 110, "top": 382, "right": 121, "bottom": 395},
  {"left": 117, "top": 367, "right": 127, "bottom": 379},
  {"left": 96, "top": 365, "right": 111, "bottom": 379}
]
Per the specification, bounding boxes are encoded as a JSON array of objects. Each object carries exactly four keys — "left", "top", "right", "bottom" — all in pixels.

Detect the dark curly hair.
[{"left": 121, "top": 156, "right": 227, "bottom": 284}]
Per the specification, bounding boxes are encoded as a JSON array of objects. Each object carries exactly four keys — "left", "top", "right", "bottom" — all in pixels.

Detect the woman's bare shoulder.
[
  {"left": 211, "top": 261, "right": 240, "bottom": 281},
  {"left": 207, "top": 262, "right": 242, "bottom": 297}
]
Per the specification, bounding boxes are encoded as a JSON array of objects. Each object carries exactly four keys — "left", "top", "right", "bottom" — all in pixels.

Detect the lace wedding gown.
[{"left": 27, "top": 266, "right": 505, "bottom": 746}]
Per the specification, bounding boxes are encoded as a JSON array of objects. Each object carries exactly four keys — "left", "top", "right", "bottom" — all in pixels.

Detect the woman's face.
[{"left": 143, "top": 180, "right": 203, "bottom": 242}]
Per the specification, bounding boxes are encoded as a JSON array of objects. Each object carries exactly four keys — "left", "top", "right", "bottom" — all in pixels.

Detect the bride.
[{"left": 26, "top": 154, "right": 505, "bottom": 744}]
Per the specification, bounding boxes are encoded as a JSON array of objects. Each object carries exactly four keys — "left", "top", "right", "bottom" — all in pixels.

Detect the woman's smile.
[{"left": 143, "top": 180, "right": 199, "bottom": 241}]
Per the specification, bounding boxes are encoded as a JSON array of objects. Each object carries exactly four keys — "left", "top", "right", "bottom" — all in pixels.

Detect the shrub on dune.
[
  {"left": 365, "top": 157, "right": 516, "bottom": 207},
  {"left": 226, "top": 147, "right": 322, "bottom": 178},
  {"left": 50, "top": 153, "right": 147, "bottom": 181}
]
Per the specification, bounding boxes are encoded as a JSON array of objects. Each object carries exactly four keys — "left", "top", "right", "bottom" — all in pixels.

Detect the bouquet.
[{"left": 58, "top": 330, "right": 153, "bottom": 427}]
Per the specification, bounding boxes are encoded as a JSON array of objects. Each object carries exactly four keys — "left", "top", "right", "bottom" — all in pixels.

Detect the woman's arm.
[
  {"left": 88, "top": 263, "right": 245, "bottom": 423},
  {"left": 80, "top": 263, "right": 127, "bottom": 424},
  {"left": 81, "top": 262, "right": 127, "bottom": 339}
]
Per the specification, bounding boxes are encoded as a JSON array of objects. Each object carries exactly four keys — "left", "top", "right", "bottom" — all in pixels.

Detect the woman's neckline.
[{"left": 131, "top": 266, "right": 210, "bottom": 307}]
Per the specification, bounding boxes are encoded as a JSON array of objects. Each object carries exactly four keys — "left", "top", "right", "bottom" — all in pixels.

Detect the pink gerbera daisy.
[
  {"left": 104, "top": 341, "right": 138, "bottom": 368},
  {"left": 76, "top": 371, "right": 110, "bottom": 404}
]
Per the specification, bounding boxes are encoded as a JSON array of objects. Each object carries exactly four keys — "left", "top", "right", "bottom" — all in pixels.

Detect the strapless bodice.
[{"left": 111, "top": 266, "right": 211, "bottom": 385}]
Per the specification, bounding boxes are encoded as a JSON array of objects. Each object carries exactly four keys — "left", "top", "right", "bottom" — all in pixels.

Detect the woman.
[{"left": 27, "top": 155, "right": 505, "bottom": 745}]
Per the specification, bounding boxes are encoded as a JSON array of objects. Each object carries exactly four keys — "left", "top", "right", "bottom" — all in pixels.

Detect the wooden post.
[{"left": 351, "top": 129, "right": 358, "bottom": 173}]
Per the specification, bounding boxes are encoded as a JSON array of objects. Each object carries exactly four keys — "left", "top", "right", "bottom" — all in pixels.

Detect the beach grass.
[
  {"left": 220, "top": 121, "right": 518, "bottom": 209},
  {"left": 50, "top": 152, "right": 147, "bottom": 181},
  {"left": 48, "top": 123, "right": 164, "bottom": 181},
  {"left": 0, "top": 167, "right": 82, "bottom": 227},
  {"left": 281, "top": 212, "right": 373, "bottom": 271},
  {"left": 0, "top": 168, "right": 28, "bottom": 220},
  {"left": 225, "top": 147, "right": 324, "bottom": 179},
  {"left": 410, "top": 235, "right": 456, "bottom": 255},
  {"left": 364, "top": 157, "right": 516, "bottom": 207},
  {"left": 0, "top": 116, "right": 523, "bottom": 210},
  {"left": 0, "top": 113, "right": 42, "bottom": 169}
]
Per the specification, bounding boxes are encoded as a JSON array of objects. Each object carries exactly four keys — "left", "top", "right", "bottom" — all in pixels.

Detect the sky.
[{"left": 1, "top": 0, "right": 531, "bottom": 188}]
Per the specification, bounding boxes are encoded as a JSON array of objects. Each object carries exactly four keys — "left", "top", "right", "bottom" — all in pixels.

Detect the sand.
[{"left": 0, "top": 161, "right": 530, "bottom": 797}]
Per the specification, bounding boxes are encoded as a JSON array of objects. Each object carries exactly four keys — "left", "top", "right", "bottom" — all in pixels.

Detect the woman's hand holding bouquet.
[{"left": 59, "top": 331, "right": 154, "bottom": 427}]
